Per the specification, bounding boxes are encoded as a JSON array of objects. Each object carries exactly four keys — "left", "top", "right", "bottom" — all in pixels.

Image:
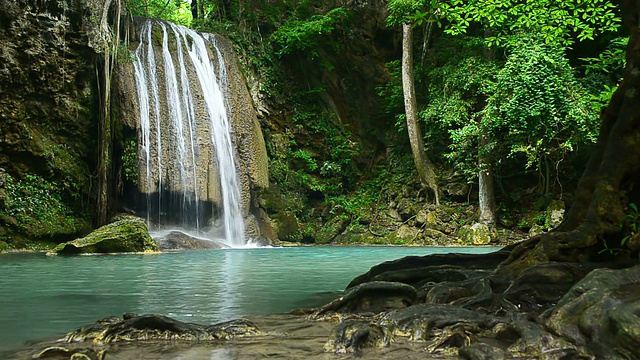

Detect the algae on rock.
[{"left": 49, "top": 217, "right": 158, "bottom": 255}]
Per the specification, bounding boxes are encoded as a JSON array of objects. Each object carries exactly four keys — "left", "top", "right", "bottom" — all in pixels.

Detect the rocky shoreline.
[{"left": 12, "top": 246, "right": 639, "bottom": 360}]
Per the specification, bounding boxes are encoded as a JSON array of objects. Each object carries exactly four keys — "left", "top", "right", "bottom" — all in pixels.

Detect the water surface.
[{"left": 0, "top": 246, "right": 498, "bottom": 354}]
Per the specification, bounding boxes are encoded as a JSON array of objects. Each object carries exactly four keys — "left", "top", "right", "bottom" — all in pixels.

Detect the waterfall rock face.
[{"left": 114, "top": 18, "right": 270, "bottom": 245}]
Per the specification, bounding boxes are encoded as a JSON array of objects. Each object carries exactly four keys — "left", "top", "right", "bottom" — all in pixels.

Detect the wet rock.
[
  {"left": 542, "top": 265, "right": 640, "bottom": 359},
  {"left": 312, "top": 281, "right": 417, "bottom": 317},
  {"left": 64, "top": 314, "right": 263, "bottom": 344},
  {"left": 378, "top": 304, "right": 495, "bottom": 341},
  {"left": 155, "top": 230, "right": 229, "bottom": 251},
  {"left": 494, "top": 320, "right": 585, "bottom": 358},
  {"left": 323, "top": 321, "right": 389, "bottom": 354},
  {"left": 348, "top": 249, "right": 511, "bottom": 288},
  {"left": 48, "top": 218, "right": 158, "bottom": 255},
  {"left": 427, "top": 324, "right": 478, "bottom": 354},
  {"left": 372, "top": 265, "right": 473, "bottom": 288},
  {"left": 424, "top": 277, "right": 497, "bottom": 307},
  {"left": 459, "top": 343, "right": 506, "bottom": 360},
  {"left": 33, "top": 346, "right": 105, "bottom": 360}
]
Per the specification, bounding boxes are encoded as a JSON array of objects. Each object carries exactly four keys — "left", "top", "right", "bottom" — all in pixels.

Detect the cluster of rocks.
[
  {"left": 46, "top": 214, "right": 236, "bottom": 255},
  {"left": 306, "top": 250, "right": 640, "bottom": 359},
  {"left": 30, "top": 247, "right": 640, "bottom": 359},
  {"left": 32, "top": 313, "right": 264, "bottom": 360}
]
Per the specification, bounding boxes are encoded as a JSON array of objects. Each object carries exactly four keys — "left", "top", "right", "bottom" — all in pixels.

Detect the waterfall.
[{"left": 132, "top": 19, "right": 245, "bottom": 247}]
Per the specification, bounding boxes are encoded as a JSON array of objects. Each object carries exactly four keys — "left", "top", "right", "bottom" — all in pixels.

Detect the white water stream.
[{"left": 133, "top": 20, "right": 245, "bottom": 247}]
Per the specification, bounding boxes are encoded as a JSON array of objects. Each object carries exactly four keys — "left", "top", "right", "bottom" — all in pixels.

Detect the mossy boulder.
[
  {"left": 48, "top": 218, "right": 158, "bottom": 255},
  {"left": 271, "top": 211, "right": 300, "bottom": 242},
  {"left": 456, "top": 223, "right": 492, "bottom": 245}
]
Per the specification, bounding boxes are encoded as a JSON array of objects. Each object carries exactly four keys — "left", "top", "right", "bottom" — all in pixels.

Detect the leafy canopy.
[{"left": 126, "top": 0, "right": 192, "bottom": 26}]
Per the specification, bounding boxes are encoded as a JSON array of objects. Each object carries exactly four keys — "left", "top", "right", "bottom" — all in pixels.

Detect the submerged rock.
[
  {"left": 64, "top": 313, "right": 263, "bottom": 344},
  {"left": 378, "top": 304, "right": 495, "bottom": 341},
  {"left": 48, "top": 218, "right": 158, "bottom": 255}
]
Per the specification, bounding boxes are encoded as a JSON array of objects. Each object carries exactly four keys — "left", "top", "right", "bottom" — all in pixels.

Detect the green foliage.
[
  {"left": 581, "top": 37, "right": 627, "bottom": 110},
  {"left": 582, "top": 37, "right": 627, "bottom": 75},
  {"left": 116, "top": 43, "right": 133, "bottom": 64},
  {"left": 122, "top": 138, "right": 138, "bottom": 185},
  {"left": 2, "top": 174, "right": 87, "bottom": 237},
  {"left": 439, "top": 0, "right": 621, "bottom": 47},
  {"left": 271, "top": 7, "right": 349, "bottom": 59},
  {"left": 417, "top": 36, "right": 498, "bottom": 180},
  {"left": 126, "top": 0, "right": 192, "bottom": 26},
  {"left": 484, "top": 36, "right": 599, "bottom": 172}
]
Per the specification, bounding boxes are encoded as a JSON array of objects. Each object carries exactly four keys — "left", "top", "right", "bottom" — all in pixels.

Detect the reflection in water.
[
  {"left": 220, "top": 250, "right": 244, "bottom": 320},
  {"left": 0, "top": 246, "right": 499, "bottom": 356}
]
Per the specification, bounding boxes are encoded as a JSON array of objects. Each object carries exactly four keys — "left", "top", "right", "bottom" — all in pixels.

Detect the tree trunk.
[
  {"left": 478, "top": 133, "right": 497, "bottom": 227},
  {"left": 498, "top": 1, "right": 640, "bottom": 276},
  {"left": 96, "top": 0, "right": 122, "bottom": 226},
  {"left": 478, "top": 30, "right": 497, "bottom": 227},
  {"left": 401, "top": 22, "right": 439, "bottom": 204}
]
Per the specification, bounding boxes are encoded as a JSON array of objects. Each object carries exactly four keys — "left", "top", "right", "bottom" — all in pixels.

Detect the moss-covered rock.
[
  {"left": 63, "top": 313, "right": 264, "bottom": 343},
  {"left": 48, "top": 218, "right": 158, "bottom": 255},
  {"left": 316, "top": 216, "right": 349, "bottom": 244},
  {"left": 456, "top": 223, "right": 492, "bottom": 245},
  {"left": 271, "top": 211, "right": 300, "bottom": 242}
]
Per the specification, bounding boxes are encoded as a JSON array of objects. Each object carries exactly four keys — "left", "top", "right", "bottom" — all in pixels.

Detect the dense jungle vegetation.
[
  {"left": 0, "top": 0, "right": 634, "bottom": 253},
  {"left": 128, "top": 0, "right": 625, "bottom": 247}
]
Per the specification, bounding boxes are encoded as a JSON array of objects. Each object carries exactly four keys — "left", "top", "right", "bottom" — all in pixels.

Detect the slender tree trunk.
[
  {"left": 478, "top": 133, "right": 497, "bottom": 227},
  {"left": 402, "top": 22, "right": 439, "bottom": 204},
  {"left": 478, "top": 30, "right": 497, "bottom": 227}
]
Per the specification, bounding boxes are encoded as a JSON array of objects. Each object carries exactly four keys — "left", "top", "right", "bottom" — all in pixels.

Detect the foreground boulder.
[
  {"left": 542, "top": 265, "right": 640, "bottom": 359},
  {"left": 48, "top": 218, "right": 158, "bottom": 255},
  {"left": 64, "top": 313, "right": 264, "bottom": 344},
  {"left": 313, "top": 249, "right": 639, "bottom": 358},
  {"left": 32, "top": 313, "right": 265, "bottom": 359}
]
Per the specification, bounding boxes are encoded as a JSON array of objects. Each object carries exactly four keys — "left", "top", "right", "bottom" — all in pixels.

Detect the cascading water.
[{"left": 132, "top": 19, "right": 245, "bottom": 247}]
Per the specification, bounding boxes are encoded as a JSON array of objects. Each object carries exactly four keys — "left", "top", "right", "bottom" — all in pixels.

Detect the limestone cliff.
[{"left": 0, "top": 0, "right": 99, "bottom": 245}]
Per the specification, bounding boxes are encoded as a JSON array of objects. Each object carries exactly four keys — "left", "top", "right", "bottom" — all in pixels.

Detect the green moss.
[{"left": 50, "top": 217, "right": 158, "bottom": 255}]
